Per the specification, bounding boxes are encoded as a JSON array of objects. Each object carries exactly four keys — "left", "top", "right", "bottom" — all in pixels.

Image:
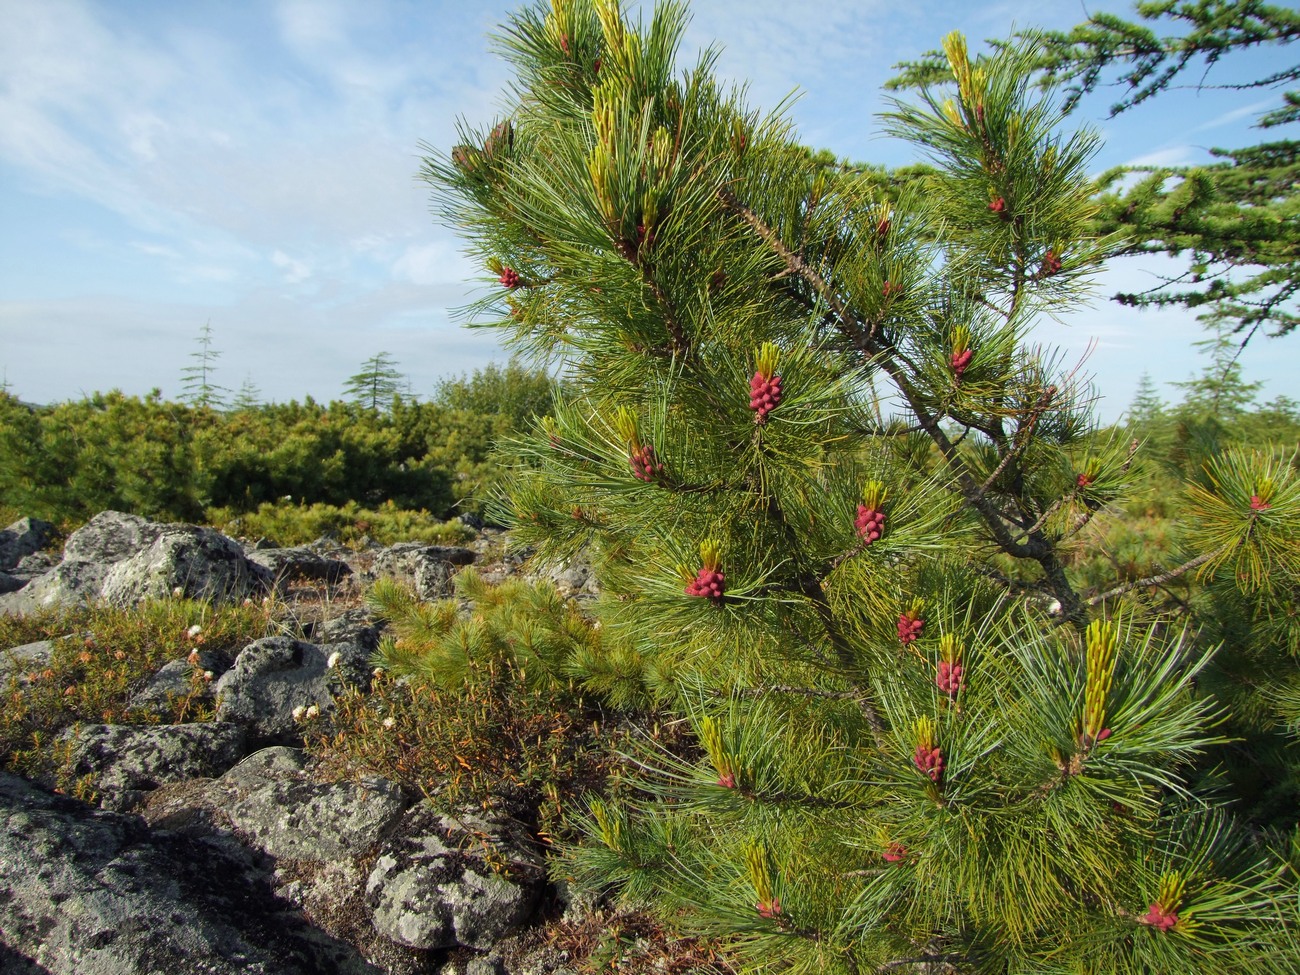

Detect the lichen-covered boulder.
[
  {"left": 0, "top": 771, "right": 381, "bottom": 975},
  {"left": 0, "top": 516, "right": 57, "bottom": 571},
  {"left": 365, "top": 801, "right": 545, "bottom": 951},
  {"left": 371, "top": 543, "right": 476, "bottom": 600},
  {"left": 247, "top": 546, "right": 354, "bottom": 586},
  {"left": 100, "top": 524, "right": 273, "bottom": 606},
  {"left": 62, "top": 511, "right": 161, "bottom": 564},
  {"left": 214, "top": 637, "right": 331, "bottom": 743},
  {"left": 58, "top": 722, "right": 249, "bottom": 812}
]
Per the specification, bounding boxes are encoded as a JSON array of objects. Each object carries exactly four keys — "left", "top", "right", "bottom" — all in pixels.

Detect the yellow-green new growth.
[
  {"left": 754, "top": 341, "right": 780, "bottom": 381},
  {"left": 1082, "top": 619, "right": 1118, "bottom": 745},
  {"left": 700, "top": 714, "right": 737, "bottom": 788},
  {"left": 861, "top": 480, "right": 888, "bottom": 511},
  {"left": 745, "top": 840, "right": 779, "bottom": 915}
]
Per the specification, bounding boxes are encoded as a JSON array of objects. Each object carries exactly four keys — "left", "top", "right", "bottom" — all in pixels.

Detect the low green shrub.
[
  {"left": 207, "top": 499, "right": 474, "bottom": 548},
  {"left": 0, "top": 597, "right": 277, "bottom": 797}
]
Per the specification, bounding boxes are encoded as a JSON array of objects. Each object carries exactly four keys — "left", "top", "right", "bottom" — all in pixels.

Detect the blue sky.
[{"left": 1, "top": 0, "right": 1295, "bottom": 420}]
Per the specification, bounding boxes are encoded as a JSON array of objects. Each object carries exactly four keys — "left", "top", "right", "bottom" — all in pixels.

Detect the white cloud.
[
  {"left": 391, "top": 241, "right": 474, "bottom": 287},
  {"left": 271, "top": 250, "right": 312, "bottom": 284}
]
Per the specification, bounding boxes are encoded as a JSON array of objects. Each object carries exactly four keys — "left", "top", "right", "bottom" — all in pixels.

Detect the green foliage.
[
  {"left": 207, "top": 499, "right": 473, "bottom": 548},
  {"left": 0, "top": 360, "right": 557, "bottom": 528},
  {"left": 307, "top": 573, "right": 627, "bottom": 836},
  {"left": 427, "top": 2, "right": 1300, "bottom": 971}
]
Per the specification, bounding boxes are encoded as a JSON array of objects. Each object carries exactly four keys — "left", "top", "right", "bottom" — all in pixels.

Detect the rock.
[
  {"left": 0, "top": 771, "right": 381, "bottom": 975},
  {"left": 247, "top": 547, "right": 354, "bottom": 586},
  {"left": 128, "top": 646, "right": 235, "bottom": 714},
  {"left": 365, "top": 801, "right": 545, "bottom": 952},
  {"left": 0, "top": 640, "right": 56, "bottom": 685},
  {"left": 0, "top": 517, "right": 57, "bottom": 571},
  {"left": 230, "top": 774, "right": 408, "bottom": 862},
  {"left": 58, "top": 722, "right": 248, "bottom": 812},
  {"left": 0, "top": 570, "right": 28, "bottom": 594},
  {"left": 100, "top": 524, "right": 273, "bottom": 606},
  {"left": 14, "top": 559, "right": 114, "bottom": 610},
  {"left": 214, "top": 637, "right": 345, "bottom": 743},
  {"left": 371, "top": 543, "right": 476, "bottom": 600},
  {"left": 538, "top": 557, "right": 599, "bottom": 598},
  {"left": 62, "top": 511, "right": 160, "bottom": 564}
]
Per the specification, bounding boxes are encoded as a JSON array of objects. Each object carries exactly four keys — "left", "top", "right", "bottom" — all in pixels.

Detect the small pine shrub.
[{"left": 207, "top": 499, "right": 475, "bottom": 548}]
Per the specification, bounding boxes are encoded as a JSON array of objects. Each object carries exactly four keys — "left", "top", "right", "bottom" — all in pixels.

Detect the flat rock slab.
[{"left": 0, "top": 772, "right": 380, "bottom": 975}]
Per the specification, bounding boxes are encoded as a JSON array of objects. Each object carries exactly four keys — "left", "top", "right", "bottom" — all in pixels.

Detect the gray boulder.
[
  {"left": 371, "top": 543, "right": 476, "bottom": 600},
  {"left": 215, "top": 636, "right": 365, "bottom": 743},
  {"left": 247, "top": 546, "right": 353, "bottom": 586},
  {"left": 366, "top": 801, "right": 545, "bottom": 951},
  {"left": 100, "top": 524, "right": 273, "bottom": 606},
  {"left": 58, "top": 722, "right": 248, "bottom": 812},
  {"left": 62, "top": 511, "right": 161, "bottom": 564},
  {"left": 0, "top": 771, "right": 381, "bottom": 975},
  {"left": 14, "top": 559, "right": 114, "bottom": 610},
  {"left": 214, "top": 637, "right": 328, "bottom": 742},
  {"left": 0, "top": 640, "right": 55, "bottom": 685},
  {"left": 227, "top": 771, "right": 409, "bottom": 863},
  {"left": 0, "top": 516, "right": 57, "bottom": 571},
  {"left": 128, "top": 646, "right": 235, "bottom": 714}
]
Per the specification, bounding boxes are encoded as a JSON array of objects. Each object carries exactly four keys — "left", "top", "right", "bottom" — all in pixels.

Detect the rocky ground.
[{"left": 0, "top": 512, "right": 644, "bottom": 975}]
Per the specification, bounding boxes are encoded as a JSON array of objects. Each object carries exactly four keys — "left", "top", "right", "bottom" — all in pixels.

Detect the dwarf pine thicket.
[{"left": 423, "top": 0, "right": 1300, "bottom": 972}]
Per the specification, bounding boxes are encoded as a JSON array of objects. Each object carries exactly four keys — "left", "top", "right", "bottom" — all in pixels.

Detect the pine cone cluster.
[
  {"left": 855, "top": 503, "right": 885, "bottom": 543},
  {"left": 951, "top": 348, "right": 973, "bottom": 380},
  {"left": 629, "top": 444, "right": 664, "bottom": 482},
  {"left": 749, "top": 371, "right": 782, "bottom": 423},
  {"left": 898, "top": 612, "right": 925, "bottom": 645},
  {"left": 686, "top": 566, "right": 725, "bottom": 601},
  {"left": 936, "top": 659, "right": 964, "bottom": 696},
  {"left": 913, "top": 743, "right": 945, "bottom": 783}
]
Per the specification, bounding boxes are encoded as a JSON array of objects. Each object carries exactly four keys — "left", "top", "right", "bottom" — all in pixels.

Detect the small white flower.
[
  {"left": 172, "top": 586, "right": 184, "bottom": 598},
  {"left": 305, "top": 704, "right": 320, "bottom": 719},
  {"left": 326, "top": 651, "right": 341, "bottom": 670},
  {"left": 202, "top": 670, "right": 214, "bottom": 681},
  {"left": 1047, "top": 599, "right": 1063, "bottom": 616},
  {"left": 292, "top": 705, "right": 306, "bottom": 721},
  {"left": 382, "top": 716, "right": 396, "bottom": 729},
  {"left": 186, "top": 624, "right": 202, "bottom": 639},
  {"left": 372, "top": 667, "right": 385, "bottom": 678}
]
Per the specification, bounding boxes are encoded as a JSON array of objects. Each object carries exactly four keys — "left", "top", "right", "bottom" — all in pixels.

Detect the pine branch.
[
  {"left": 1083, "top": 548, "right": 1224, "bottom": 607},
  {"left": 719, "top": 183, "right": 1090, "bottom": 623}
]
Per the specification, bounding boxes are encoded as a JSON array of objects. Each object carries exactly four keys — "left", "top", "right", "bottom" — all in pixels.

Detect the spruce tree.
[
  {"left": 424, "top": 2, "right": 1300, "bottom": 971},
  {"left": 179, "top": 321, "right": 227, "bottom": 409},
  {"left": 343, "top": 351, "right": 404, "bottom": 411}
]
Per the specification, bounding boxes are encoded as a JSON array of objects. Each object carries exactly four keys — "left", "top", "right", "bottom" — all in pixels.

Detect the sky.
[{"left": 1, "top": 0, "right": 1296, "bottom": 421}]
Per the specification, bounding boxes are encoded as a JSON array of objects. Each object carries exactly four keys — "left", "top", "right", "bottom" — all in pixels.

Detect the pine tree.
[
  {"left": 179, "top": 321, "right": 227, "bottom": 409},
  {"left": 425, "top": 2, "right": 1300, "bottom": 971},
  {"left": 343, "top": 351, "right": 404, "bottom": 411}
]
